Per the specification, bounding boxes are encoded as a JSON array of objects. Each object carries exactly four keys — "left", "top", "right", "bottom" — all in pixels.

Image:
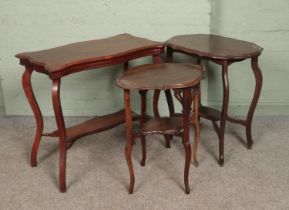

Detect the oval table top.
[
  {"left": 116, "top": 63, "right": 204, "bottom": 90},
  {"left": 166, "top": 34, "right": 263, "bottom": 60}
]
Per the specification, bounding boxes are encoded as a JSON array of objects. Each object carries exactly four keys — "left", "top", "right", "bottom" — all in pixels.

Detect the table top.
[
  {"left": 116, "top": 63, "right": 204, "bottom": 90},
  {"left": 166, "top": 34, "right": 263, "bottom": 60},
  {"left": 15, "top": 33, "right": 164, "bottom": 76}
]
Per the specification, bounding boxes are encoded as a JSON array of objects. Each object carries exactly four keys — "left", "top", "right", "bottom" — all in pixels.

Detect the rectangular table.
[{"left": 16, "top": 34, "right": 168, "bottom": 192}]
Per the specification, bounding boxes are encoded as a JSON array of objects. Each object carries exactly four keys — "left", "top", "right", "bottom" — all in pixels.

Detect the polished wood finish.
[
  {"left": 22, "top": 67, "right": 44, "bottom": 167},
  {"left": 166, "top": 34, "right": 263, "bottom": 165},
  {"left": 43, "top": 110, "right": 140, "bottom": 148},
  {"left": 139, "top": 90, "right": 147, "bottom": 167},
  {"left": 16, "top": 34, "right": 164, "bottom": 78},
  {"left": 117, "top": 63, "right": 203, "bottom": 194},
  {"left": 166, "top": 34, "right": 263, "bottom": 60},
  {"left": 16, "top": 34, "right": 165, "bottom": 192},
  {"left": 192, "top": 84, "right": 201, "bottom": 167},
  {"left": 141, "top": 117, "right": 183, "bottom": 135},
  {"left": 116, "top": 63, "right": 204, "bottom": 90}
]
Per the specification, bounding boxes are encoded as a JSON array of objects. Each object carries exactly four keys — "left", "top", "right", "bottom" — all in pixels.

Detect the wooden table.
[
  {"left": 116, "top": 63, "right": 204, "bottom": 194},
  {"left": 166, "top": 34, "right": 263, "bottom": 166},
  {"left": 15, "top": 33, "right": 170, "bottom": 192}
]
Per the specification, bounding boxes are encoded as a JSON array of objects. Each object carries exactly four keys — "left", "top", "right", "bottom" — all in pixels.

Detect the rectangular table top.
[{"left": 16, "top": 34, "right": 164, "bottom": 76}]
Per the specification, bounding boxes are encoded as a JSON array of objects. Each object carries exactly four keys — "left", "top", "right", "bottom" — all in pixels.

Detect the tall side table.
[
  {"left": 116, "top": 63, "right": 204, "bottom": 194},
  {"left": 166, "top": 34, "right": 263, "bottom": 166},
  {"left": 15, "top": 33, "right": 172, "bottom": 192}
]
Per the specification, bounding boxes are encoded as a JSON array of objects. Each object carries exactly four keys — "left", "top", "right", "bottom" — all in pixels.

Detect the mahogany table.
[
  {"left": 116, "top": 63, "right": 204, "bottom": 194},
  {"left": 166, "top": 34, "right": 263, "bottom": 166},
  {"left": 15, "top": 33, "right": 173, "bottom": 192}
]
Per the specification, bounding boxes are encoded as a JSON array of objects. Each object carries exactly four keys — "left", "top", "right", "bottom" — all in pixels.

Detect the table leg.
[
  {"left": 51, "top": 78, "right": 67, "bottom": 193},
  {"left": 139, "top": 90, "right": 147, "bottom": 167},
  {"left": 183, "top": 87, "right": 192, "bottom": 194},
  {"left": 124, "top": 90, "right": 135, "bottom": 194},
  {"left": 219, "top": 60, "right": 229, "bottom": 166},
  {"left": 246, "top": 56, "right": 263, "bottom": 149},
  {"left": 153, "top": 54, "right": 175, "bottom": 148},
  {"left": 192, "top": 85, "right": 200, "bottom": 167},
  {"left": 22, "top": 67, "right": 44, "bottom": 167}
]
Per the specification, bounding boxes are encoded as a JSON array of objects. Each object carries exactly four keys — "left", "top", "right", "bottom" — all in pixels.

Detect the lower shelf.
[
  {"left": 46, "top": 109, "right": 140, "bottom": 148},
  {"left": 141, "top": 116, "right": 183, "bottom": 135},
  {"left": 199, "top": 106, "right": 221, "bottom": 121}
]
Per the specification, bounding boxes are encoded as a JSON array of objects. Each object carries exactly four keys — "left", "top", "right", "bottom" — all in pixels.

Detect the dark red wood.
[
  {"left": 219, "top": 60, "right": 229, "bottom": 166},
  {"left": 49, "top": 110, "right": 140, "bottom": 149},
  {"left": 141, "top": 117, "right": 183, "bottom": 135},
  {"left": 139, "top": 90, "right": 147, "bottom": 167},
  {"left": 22, "top": 67, "right": 44, "bottom": 167},
  {"left": 166, "top": 34, "right": 263, "bottom": 60},
  {"left": 16, "top": 34, "right": 165, "bottom": 192},
  {"left": 166, "top": 34, "right": 263, "bottom": 165},
  {"left": 117, "top": 63, "right": 203, "bottom": 194},
  {"left": 192, "top": 84, "right": 200, "bottom": 167},
  {"left": 246, "top": 56, "right": 263, "bottom": 149},
  {"left": 16, "top": 34, "right": 164, "bottom": 77},
  {"left": 182, "top": 87, "right": 192, "bottom": 194},
  {"left": 124, "top": 90, "right": 135, "bottom": 194},
  {"left": 51, "top": 78, "right": 67, "bottom": 193}
]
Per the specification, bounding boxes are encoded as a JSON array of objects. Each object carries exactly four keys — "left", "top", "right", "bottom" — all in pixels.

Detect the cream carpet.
[{"left": 0, "top": 116, "right": 289, "bottom": 210}]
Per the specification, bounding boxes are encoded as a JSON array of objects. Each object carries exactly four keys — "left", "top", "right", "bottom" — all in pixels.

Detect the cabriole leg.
[
  {"left": 22, "top": 67, "right": 44, "bottom": 167},
  {"left": 124, "top": 90, "right": 135, "bottom": 194},
  {"left": 182, "top": 87, "right": 192, "bottom": 194},
  {"left": 219, "top": 60, "right": 229, "bottom": 166},
  {"left": 246, "top": 56, "right": 263, "bottom": 149},
  {"left": 192, "top": 85, "right": 201, "bottom": 167},
  {"left": 139, "top": 90, "right": 147, "bottom": 167},
  {"left": 52, "top": 78, "right": 67, "bottom": 193}
]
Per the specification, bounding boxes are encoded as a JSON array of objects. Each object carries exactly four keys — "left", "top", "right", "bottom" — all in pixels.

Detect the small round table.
[
  {"left": 166, "top": 34, "right": 263, "bottom": 166},
  {"left": 116, "top": 63, "right": 204, "bottom": 194}
]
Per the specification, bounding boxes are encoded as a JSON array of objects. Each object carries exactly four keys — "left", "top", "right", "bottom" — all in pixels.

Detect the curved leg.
[
  {"left": 183, "top": 88, "right": 192, "bottom": 194},
  {"left": 139, "top": 90, "right": 147, "bottom": 167},
  {"left": 153, "top": 54, "right": 175, "bottom": 148},
  {"left": 124, "top": 90, "right": 135, "bottom": 193},
  {"left": 22, "top": 67, "right": 44, "bottom": 167},
  {"left": 52, "top": 78, "right": 67, "bottom": 193},
  {"left": 153, "top": 90, "right": 161, "bottom": 119},
  {"left": 246, "top": 56, "right": 263, "bottom": 149},
  {"left": 192, "top": 85, "right": 200, "bottom": 167},
  {"left": 219, "top": 60, "right": 229, "bottom": 166}
]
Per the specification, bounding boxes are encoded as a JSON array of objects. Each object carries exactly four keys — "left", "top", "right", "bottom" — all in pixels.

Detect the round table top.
[
  {"left": 166, "top": 34, "right": 263, "bottom": 60},
  {"left": 116, "top": 63, "right": 204, "bottom": 90}
]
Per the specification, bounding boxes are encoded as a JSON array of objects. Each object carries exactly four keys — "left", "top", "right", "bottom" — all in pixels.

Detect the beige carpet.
[{"left": 0, "top": 116, "right": 289, "bottom": 210}]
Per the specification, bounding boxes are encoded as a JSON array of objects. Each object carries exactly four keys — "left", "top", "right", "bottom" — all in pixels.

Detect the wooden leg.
[
  {"left": 246, "top": 56, "right": 263, "bottom": 149},
  {"left": 153, "top": 90, "right": 161, "bottom": 118},
  {"left": 192, "top": 85, "right": 201, "bottom": 167},
  {"left": 124, "top": 90, "right": 135, "bottom": 194},
  {"left": 22, "top": 67, "right": 44, "bottom": 167},
  {"left": 139, "top": 90, "right": 147, "bottom": 167},
  {"left": 182, "top": 88, "right": 192, "bottom": 194},
  {"left": 51, "top": 78, "right": 67, "bottom": 193},
  {"left": 164, "top": 89, "right": 175, "bottom": 148},
  {"left": 166, "top": 46, "right": 173, "bottom": 63},
  {"left": 153, "top": 54, "right": 175, "bottom": 148},
  {"left": 196, "top": 58, "right": 202, "bottom": 122},
  {"left": 219, "top": 61, "right": 229, "bottom": 166},
  {"left": 164, "top": 135, "right": 171, "bottom": 148}
]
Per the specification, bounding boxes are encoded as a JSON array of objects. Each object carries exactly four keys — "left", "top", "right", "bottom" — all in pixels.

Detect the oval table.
[
  {"left": 166, "top": 34, "right": 263, "bottom": 166},
  {"left": 116, "top": 63, "right": 204, "bottom": 194}
]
